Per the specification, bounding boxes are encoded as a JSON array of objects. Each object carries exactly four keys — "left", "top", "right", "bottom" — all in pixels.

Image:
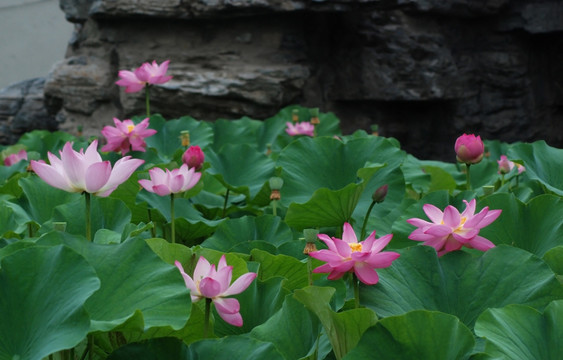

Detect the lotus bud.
[
  {"left": 454, "top": 134, "right": 484, "bottom": 164},
  {"left": 372, "top": 184, "right": 388, "bottom": 203},
  {"left": 497, "top": 155, "right": 514, "bottom": 175},
  {"left": 182, "top": 145, "right": 204, "bottom": 171},
  {"left": 371, "top": 124, "right": 379, "bottom": 136}
]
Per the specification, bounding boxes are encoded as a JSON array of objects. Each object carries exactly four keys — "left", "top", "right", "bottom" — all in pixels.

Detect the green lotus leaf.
[
  {"left": 251, "top": 249, "right": 308, "bottom": 291},
  {"left": 0, "top": 245, "right": 100, "bottom": 360},
  {"left": 294, "top": 286, "right": 377, "bottom": 360},
  {"left": 18, "top": 175, "right": 81, "bottom": 225},
  {"left": 277, "top": 136, "right": 404, "bottom": 206},
  {"left": 344, "top": 310, "right": 475, "bottom": 360},
  {"left": 475, "top": 300, "right": 563, "bottom": 360},
  {"left": 543, "top": 246, "right": 563, "bottom": 278},
  {"left": 508, "top": 140, "right": 563, "bottom": 195},
  {"left": 343, "top": 310, "right": 475, "bottom": 360},
  {"left": 250, "top": 295, "right": 324, "bottom": 360},
  {"left": 36, "top": 233, "right": 191, "bottom": 334},
  {"left": 478, "top": 193, "right": 563, "bottom": 257},
  {"left": 206, "top": 143, "right": 275, "bottom": 200},
  {"left": 107, "top": 337, "right": 189, "bottom": 359},
  {"left": 144, "top": 115, "right": 214, "bottom": 162},
  {"left": 361, "top": 245, "right": 563, "bottom": 328},
  {"left": 214, "top": 276, "right": 289, "bottom": 337},
  {"left": 52, "top": 196, "right": 132, "bottom": 239},
  {"left": 201, "top": 215, "right": 294, "bottom": 253},
  {"left": 0, "top": 196, "right": 32, "bottom": 236},
  {"left": 188, "top": 336, "right": 284, "bottom": 360},
  {"left": 16, "top": 130, "right": 87, "bottom": 158},
  {"left": 0, "top": 160, "right": 28, "bottom": 184},
  {"left": 211, "top": 117, "right": 263, "bottom": 151}
]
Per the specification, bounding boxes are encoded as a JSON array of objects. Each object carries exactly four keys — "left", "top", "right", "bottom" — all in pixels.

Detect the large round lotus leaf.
[
  {"left": 201, "top": 215, "right": 294, "bottom": 252},
  {"left": 188, "top": 336, "right": 284, "bottom": 360},
  {"left": 144, "top": 115, "right": 214, "bottom": 162},
  {"left": 211, "top": 117, "right": 263, "bottom": 151},
  {"left": 18, "top": 175, "right": 81, "bottom": 224},
  {"left": 36, "top": 234, "right": 191, "bottom": 333},
  {"left": 508, "top": 140, "right": 563, "bottom": 195},
  {"left": 0, "top": 196, "right": 31, "bottom": 236},
  {"left": 277, "top": 136, "right": 404, "bottom": 206},
  {"left": 343, "top": 310, "right": 475, "bottom": 360},
  {"left": 250, "top": 295, "right": 323, "bottom": 360},
  {"left": 0, "top": 160, "right": 27, "bottom": 183},
  {"left": 250, "top": 249, "right": 308, "bottom": 291},
  {"left": 294, "top": 286, "right": 377, "bottom": 360},
  {"left": 52, "top": 196, "right": 132, "bottom": 239},
  {"left": 205, "top": 143, "right": 275, "bottom": 200},
  {"left": 0, "top": 245, "right": 100, "bottom": 360},
  {"left": 108, "top": 337, "right": 189, "bottom": 360},
  {"left": 360, "top": 245, "right": 563, "bottom": 328},
  {"left": 478, "top": 193, "right": 563, "bottom": 257},
  {"left": 475, "top": 300, "right": 563, "bottom": 360}
]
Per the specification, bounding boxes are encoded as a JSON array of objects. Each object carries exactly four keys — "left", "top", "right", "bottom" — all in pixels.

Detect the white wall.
[{"left": 0, "top": 0, "right": 73, "bottom": 89}]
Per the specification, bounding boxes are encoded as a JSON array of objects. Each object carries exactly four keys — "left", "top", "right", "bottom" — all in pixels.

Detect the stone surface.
[
  {"left": 0, "top": 78, "right": 58, "bottom": 144},
  {"left": 2, "top": 0, "right": 563, "bottom": 159}
]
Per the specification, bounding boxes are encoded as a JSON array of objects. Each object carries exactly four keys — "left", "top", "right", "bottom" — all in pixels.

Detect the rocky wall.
[{"left": 1, "top": 0, "right": 562, "bottom": 160}]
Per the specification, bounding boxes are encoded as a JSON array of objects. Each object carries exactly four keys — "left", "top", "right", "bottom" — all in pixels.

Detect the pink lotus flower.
[
  {"left": 175, "top": 256, "right": 257, "bottom": 327},
  {"left": 138, "top": 163, "right": 201, "bottom": 196},
  {"left": 406, "top": 199, "right": 501, "bottom": 256},
  {"left": 455, "top": 134, "right": 484, "bottom": 164},
  {"left": 100, "top": 118, "right": 157, "bottom": 155},
  {"left": 286, "top": 122, "right": 314, "bottom": 137},
  {"left": 182, "top": 145, "right": 205, "bottom": 171},
  {"left": 497, "top": 155, "right": 514, "bottom": 174},
  {"left": 30, "top": 140, "right": 144, "bottom": 197},
  {"left": 308, "top": 223, "right": 400, "bottom": 285},
  {"left": 115, "top": 60, "right": 172, "bottom": 93},
  {"left": 4, "top": 149, "right": 27, "bottom": 166}
]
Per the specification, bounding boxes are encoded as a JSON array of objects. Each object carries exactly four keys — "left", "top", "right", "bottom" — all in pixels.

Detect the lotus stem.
[
  {"left": 145, "top": 85, "right": 151, "bottom": 118},
  {"left": 360, "top": 200, "right": 376, "bottom": 240},
  {"left": 222, "top": 189, "right": 230, "bottom": 218},
  {"left": 351, "top": 273, "right": 360, "bottom": 309},
  {"left": 171, "top": 193, "right": 175, "bottom": 244},
  {"left": 204, "top": 298, "right": 212, "bottom": 338},
  {"left": 148, "top": 209, "right": 156, "bottom": 238},
  {"left": 465, "top": 164, "right": 471, "bottom": 191},
  {"left": 500, "top": 174, "right": 505, "bottom": 188},
  {"left": 307, "top": 256, "right": 313, "bottom": 286},
  {"left": 85, "top": 192, "right": 91, "bottom": 241},
  {"left": 272, "top": 200, "right": 277, "bottom": 217}
]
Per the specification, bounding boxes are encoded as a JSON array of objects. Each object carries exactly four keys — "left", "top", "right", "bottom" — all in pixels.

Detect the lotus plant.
[
  {"left": 4, "top": 149, "right": 27, "bottom": 166},
  {"left": 309, "top": 222, "right": 400, "bottom": 307},
  {"left": 286, "top": 121, "right": 315, "bottom": 137},
  {"left": 406, "top": 199, "right": 501, "bottom": 256},
  {"left": 30, "top": 140, "right": 144, "bottom": 240},
  {"left": 139, "top": 164, "right": 201, "bottom": 243},
  {"left": 175, "top": 255, "right": 257, "bottom": 334},
  {"left": 116, "top": 60, "right": 173, "bottom": 117},
  {"left": 100, "top": 117, "right": 156, "bottom": 155}
]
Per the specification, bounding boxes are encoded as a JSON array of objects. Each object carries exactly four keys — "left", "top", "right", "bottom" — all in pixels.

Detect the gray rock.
[{"left": 0, "top": 78, "right": 58, "bottom": 145}]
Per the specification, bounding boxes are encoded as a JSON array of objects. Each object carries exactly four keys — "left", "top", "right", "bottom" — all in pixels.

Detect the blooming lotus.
[
  {"left": 175, "top": 256, "right": 257, "bottom": 326},
  {"left": 309, "top": 223, "right": 400, "bottom": 285},
  {"left": 182, "top": 145, "right": 205, "bottom": 171},
  {"left": 30, "top": 140, "right": 144, "bottom": 197},
  {"left": 455, "top": 134, "right": 484, "bottom": 164},
  {"left": 4, "top": 149, "right": 27, "bottom": 166},
  {"left": 406, "top": 199, "right": 501, "bottom": 256},
  {"left": 286, "top": 121, "right": 314, "bottom": 137},
  {"left": 100, "top": 117, "right": 157, "bottom": 155},
  {"left": 138, "top": 163, "right": 201, "bottom": 196},
  {"left": 116, "top": 60, "right": 172, "bottom": 93}
]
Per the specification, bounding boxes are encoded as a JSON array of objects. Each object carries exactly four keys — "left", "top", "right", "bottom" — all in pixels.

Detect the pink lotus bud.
[
  {"left": 372, "top": 184, "right": 388, "bottom": 203},
  {"left": 182, "top": 145, "right": 205, "bottom": 171},
  {"left": 454, "top": 134, "right": 484, "bottom": 164},
  {"left": 497, "top": 155, "right": 514, "bottom": 175},
  {"left": 4, "top": 149, "right": 27, "bottom": 166}
]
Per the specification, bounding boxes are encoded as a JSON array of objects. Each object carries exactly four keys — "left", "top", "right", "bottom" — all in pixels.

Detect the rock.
[{"left": 0, "top": 78, "right": 58, "bottom": 145}]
